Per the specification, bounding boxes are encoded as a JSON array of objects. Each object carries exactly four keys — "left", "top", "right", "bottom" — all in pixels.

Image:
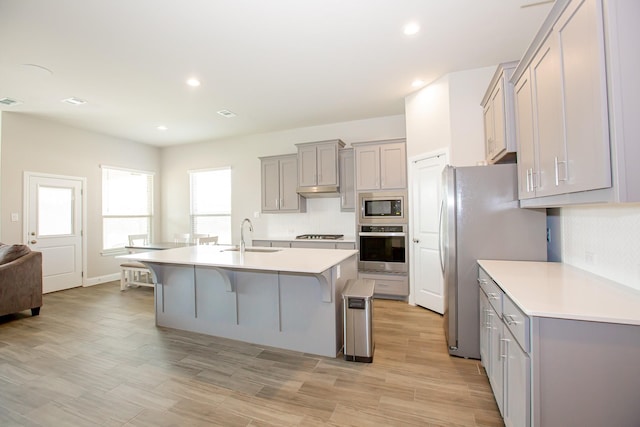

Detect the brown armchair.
[{"left": 0, "top": 248, "right": 43, "bottom": 317}]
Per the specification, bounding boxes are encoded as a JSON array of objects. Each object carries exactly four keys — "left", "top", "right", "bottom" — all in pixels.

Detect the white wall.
[
  {"left": 160, "top": 115, "right": 406, "bottom": 244},
  {"left": 0, "top": 112, "right": 161, "bottom": 280},
  {"left": 561, "top": 203, "right": 640, "bottom": 290},
  {"left": 405, "top": 66, "right": 494, "bottom": 165}
]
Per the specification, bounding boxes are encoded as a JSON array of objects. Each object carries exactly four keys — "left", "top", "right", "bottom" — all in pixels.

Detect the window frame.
[
  {"left": 101, "top": 165, "right": 154, "bottom": 255},
  {"left": 189, "top": 167, "right": 232, "bottom": 245}
]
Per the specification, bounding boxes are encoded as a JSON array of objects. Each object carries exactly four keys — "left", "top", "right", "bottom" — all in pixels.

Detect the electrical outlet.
[
  {"left": 585, "top": 251, "right": 596, "bottom": 266},
  {"left": 253, "top": 211, "right": 260, "bottom": 218}
]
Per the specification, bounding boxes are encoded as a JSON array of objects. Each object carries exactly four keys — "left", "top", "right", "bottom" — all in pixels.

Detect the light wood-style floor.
[{"left": 0, "top": 282, "right": 502, "bottom": 426}]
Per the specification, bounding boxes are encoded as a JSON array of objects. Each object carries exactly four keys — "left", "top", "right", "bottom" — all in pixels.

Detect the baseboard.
[{"left": 84, "top": 273, "right": 120, "bottom": 287}]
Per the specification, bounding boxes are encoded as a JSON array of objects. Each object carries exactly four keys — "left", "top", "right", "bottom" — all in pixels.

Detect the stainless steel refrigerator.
[{"left": 441, "top": 164, "right": 547, "bottom": 359}]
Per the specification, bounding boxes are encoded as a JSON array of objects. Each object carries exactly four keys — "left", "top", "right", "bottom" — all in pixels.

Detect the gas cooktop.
[{"left": 295, "top": 234, "right": 344, "bottom": 240}]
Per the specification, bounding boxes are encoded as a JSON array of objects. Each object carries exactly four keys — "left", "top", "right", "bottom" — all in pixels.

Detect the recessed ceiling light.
[
  {"left": 157, "top": 125, "right": 168, "bottom": 131},
  {"left": 61, "top": 97, "right": 87, "bottom": 105},
  {"left": 217, "top": 109, "right": 237, "bottom": 118},
  {"left": 412, "top": 79, "right": 425, "bottom": 88},
  {"left": 403, "top": 22, "right": 420, "bottom": 36},
  {"left": 186, "top": 78, "right": 201, "bottom": 87}
]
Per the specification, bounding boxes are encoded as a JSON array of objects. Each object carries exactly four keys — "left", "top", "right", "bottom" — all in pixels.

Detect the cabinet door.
[
  {"left": 355, "top": 145, "right": 380, "bottom": 190},
  {"left": 490, "top": 82, "right": 506, "bottom": 161},
  {"left": 479, "top": 290, "right": 491, "bottom": 371},
  {"left": 261, "top": 158, "right": 280, "bottom": 212},
  {"left": 380, "top": 142, "right": 407, "bottom": 189},
  {"left": 557, "top": 0, "right": 611, "bottom": 193},
  {"left": 483, "top": 103, "right": 495, "bottom": 161},
  {"left": 317, "top": 143, "right": 339, "bottom": 186},
  {"left": 297, "top": 145, "right": 318, "bottom": 187},
  {"left": 515, "top": 70, "right": 537, "bottom": 200},
  {"left": 339, "top": 149, "right": 355, "bottom": 210},
  {"left": 504, "top": 327, "right": 530, "bottom": 427},
  {"left": 279, "top": 156, "right": 301, "bottom": 211},
  {"left": 489, "top": 308, "right": 504, "bottom": 416},
  {"left": 531, "top": 32, "right": 565, "bottom": 197}
]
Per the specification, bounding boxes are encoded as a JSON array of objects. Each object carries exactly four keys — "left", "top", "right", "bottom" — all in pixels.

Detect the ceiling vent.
[
  {"left": 217, "top": 109, "right": 237, "bottom": 118},
  {"left": 62, "top": 97, "right": 87, "bottom": 105},
  {"left": 0, "top": 97, "right": 22, "bottom": 106}
]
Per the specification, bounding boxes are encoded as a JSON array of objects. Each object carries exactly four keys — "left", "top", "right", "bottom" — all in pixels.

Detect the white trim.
[
  {"left": 407, "top": 148, "right": 449, "bottom": 306},
  {"left": 23, "top": 171, "right": 88, "bottom": 288},
  {"left": 187, "top": 165, "right": 232, "bottom": 174},
  {"left": 84, "top": 273, "right": 121, "bottom": 287},
  {"left": 99, "top": 164, "right": 155, "bottom": 176}
]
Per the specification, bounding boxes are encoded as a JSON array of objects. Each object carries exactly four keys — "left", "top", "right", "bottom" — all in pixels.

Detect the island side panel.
[
  {"left": 152, "top": 263, "right": 198, "bottom": 331},
  {"left": 194, "top": 267, "right": 238, "bottom": 325},
  {"left": 532, "top": 317, "right": 640, "bottom": 427}
]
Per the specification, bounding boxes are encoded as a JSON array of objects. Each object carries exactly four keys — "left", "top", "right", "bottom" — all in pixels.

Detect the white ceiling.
[{"left": 0, "top": 0, "right": 553, "bottom": 147}]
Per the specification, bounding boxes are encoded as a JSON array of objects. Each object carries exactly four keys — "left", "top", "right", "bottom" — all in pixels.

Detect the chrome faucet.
[{"left": 240, "top": 218, "right": 253, "bottom": 253}]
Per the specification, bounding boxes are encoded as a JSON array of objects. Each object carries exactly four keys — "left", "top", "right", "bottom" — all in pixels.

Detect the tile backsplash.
[
  {"left": 561, "top": 203, "right": 640, "bottom": 291},
  {"left": 257, "top": 198, "right": 356, "bottom": 238}
]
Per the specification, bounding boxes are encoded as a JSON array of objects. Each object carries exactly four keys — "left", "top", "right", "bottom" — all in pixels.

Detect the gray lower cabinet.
[
  {"left": 260, "top": 154, "right": 306, "bottom": 213},
  {"left": 480, "top": 268, "right": 531, "bottom": 427},
  {"left": 479, "top": 266, "right": 640, "bottom": 427},
  {"left": 358, "top": 272, "right": 408, "bottom": 297}
]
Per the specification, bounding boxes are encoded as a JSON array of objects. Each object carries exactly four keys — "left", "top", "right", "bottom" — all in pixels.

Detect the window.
[
  {"left": 190, "top": 167, "right": 231, "bottom": 244},
  {"left": 102, "top": 166, "right": 154, "bottom": 252}
]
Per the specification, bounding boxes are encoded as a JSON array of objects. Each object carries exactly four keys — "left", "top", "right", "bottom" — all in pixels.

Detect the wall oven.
[
  {"left": 358, "top": 192, "right": 406, "bottom": 224},
  {"left": 358, "top": 224, "right": 408, "bottom": 273}
]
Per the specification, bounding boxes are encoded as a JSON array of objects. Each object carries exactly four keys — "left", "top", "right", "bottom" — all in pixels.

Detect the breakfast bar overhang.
[{"left": 119, "top": 246, "right": 358, "bottom": 357}]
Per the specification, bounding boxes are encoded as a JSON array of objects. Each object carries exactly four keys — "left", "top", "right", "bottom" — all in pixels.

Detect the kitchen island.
[{"left": 118, "top": 245, "right": 358, "bottom": 357}]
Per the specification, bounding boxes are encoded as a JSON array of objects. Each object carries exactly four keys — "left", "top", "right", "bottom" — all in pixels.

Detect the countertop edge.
[{"left": 478, "top": 260, "right": 640, "bottom": 326}]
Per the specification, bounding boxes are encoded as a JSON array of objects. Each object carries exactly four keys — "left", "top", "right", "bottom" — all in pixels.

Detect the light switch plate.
[{"left": 10, "top": 213, "right": 19, "bottom": 222}]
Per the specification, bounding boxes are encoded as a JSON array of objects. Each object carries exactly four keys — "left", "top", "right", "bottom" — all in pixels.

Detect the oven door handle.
[{"left": 358, "top": 232, "right": 406, "bottom": 237}]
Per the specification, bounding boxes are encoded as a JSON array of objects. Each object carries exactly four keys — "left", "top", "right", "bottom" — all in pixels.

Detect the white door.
[
  {"left": 26, "top": 173, "right": 84, "bottom": 293},
  {"left": 411, "top": 153, "right": 446, "bottom": 314}
]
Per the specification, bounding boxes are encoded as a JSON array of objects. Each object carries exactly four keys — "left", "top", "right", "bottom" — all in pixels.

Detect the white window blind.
[
  {"left": 190, "top": 167, "right": 231, "bottom": 244},
  {"left": 102, "top": 166, "right": 154, "bottom": 251}
]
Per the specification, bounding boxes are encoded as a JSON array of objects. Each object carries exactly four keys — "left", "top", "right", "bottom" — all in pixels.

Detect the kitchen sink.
[{"left": 221, "top": 247, "right": 281, "bottom": 253}]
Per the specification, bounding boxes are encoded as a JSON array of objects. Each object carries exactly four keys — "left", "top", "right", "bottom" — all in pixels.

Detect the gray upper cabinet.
[
  {"left": 513, "top": 0, "right": 640, "bottom": 207},
  {"left": 260, "top": 154, "right": 306, "bottom": 213},
  {"left": 339, "top": 148, "right": 355, "bottom": 211},
  {"left": 481, "top": 61, "right": 518, "bottom": 164},
  {"left": 296, "top": 139, "right": 345, "bottom": 188},
  {"left": 354, "top": 139, "right": 407, "bottom": 191}
]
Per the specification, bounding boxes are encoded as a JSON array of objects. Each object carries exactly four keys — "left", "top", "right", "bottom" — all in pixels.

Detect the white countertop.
[
  {"left": 478, "top": 260, "right": 640, "bottom": 326},
  {"left": 252, "top": 235, "right": 357, "bottom": 243},
  {"left": 119, "top": 245, "right": 358, "bottom": 274}
]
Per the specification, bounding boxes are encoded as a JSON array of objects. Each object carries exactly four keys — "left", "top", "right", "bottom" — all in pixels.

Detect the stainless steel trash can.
[{"left": 342, "top": 278, "right": 375, "bottom": 362}]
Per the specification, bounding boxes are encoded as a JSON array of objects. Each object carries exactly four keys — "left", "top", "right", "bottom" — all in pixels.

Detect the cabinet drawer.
[
  {"left": 358, "top": 273, "right": 408, "bottom": 296},
  {"left": 252, "top": 240, "right": 271, "bottom": 247},
  {"left": 503, "top": 296, "right": 530, "bottom": 352},
  {"left": 479, "top": 268, "right": 503, "bottom": 315}
]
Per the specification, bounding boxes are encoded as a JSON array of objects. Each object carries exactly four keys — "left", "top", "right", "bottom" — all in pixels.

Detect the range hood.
[{"left": 296, "top": 185, "right": 341, "bottom": 198}]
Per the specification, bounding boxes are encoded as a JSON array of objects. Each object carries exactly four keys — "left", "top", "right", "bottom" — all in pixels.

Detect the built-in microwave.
[{"left": 358, "top": 192, "right": 407, "bottom": 224}]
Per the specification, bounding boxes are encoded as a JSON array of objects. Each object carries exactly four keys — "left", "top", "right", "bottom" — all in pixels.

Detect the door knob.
[
  {"left": 30, "top": 240, "right": 37, "bottom": 244},
  {"left": 413, "top": 238, "right": 420, "bottom": 243}
]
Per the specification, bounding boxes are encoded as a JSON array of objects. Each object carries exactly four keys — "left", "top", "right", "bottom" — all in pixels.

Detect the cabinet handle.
[
  {"left": 504, "top": 314, "right": 519, "bottom": 325},
  {"left": 554, "top": 157, "right": 568, "bottom": 186},
  {"left": 477, "top": 278, "right": 487, "bottom": 284},
  {"left": 487, "top": 292, "right": 499, "bottom": 300},
  {"left": 500, "top": 338, "right": 509, "bottom": 359},
  {"left": 526, "top": 169, "right": 531, "bottom": 192},
  {"left": 531, "top": 169, "right": 537, "bottom": 190}
]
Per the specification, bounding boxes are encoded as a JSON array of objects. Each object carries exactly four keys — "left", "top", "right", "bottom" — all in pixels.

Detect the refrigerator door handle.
[{"left": 438, "top": 199, "right": 445, "bottom": 274}]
